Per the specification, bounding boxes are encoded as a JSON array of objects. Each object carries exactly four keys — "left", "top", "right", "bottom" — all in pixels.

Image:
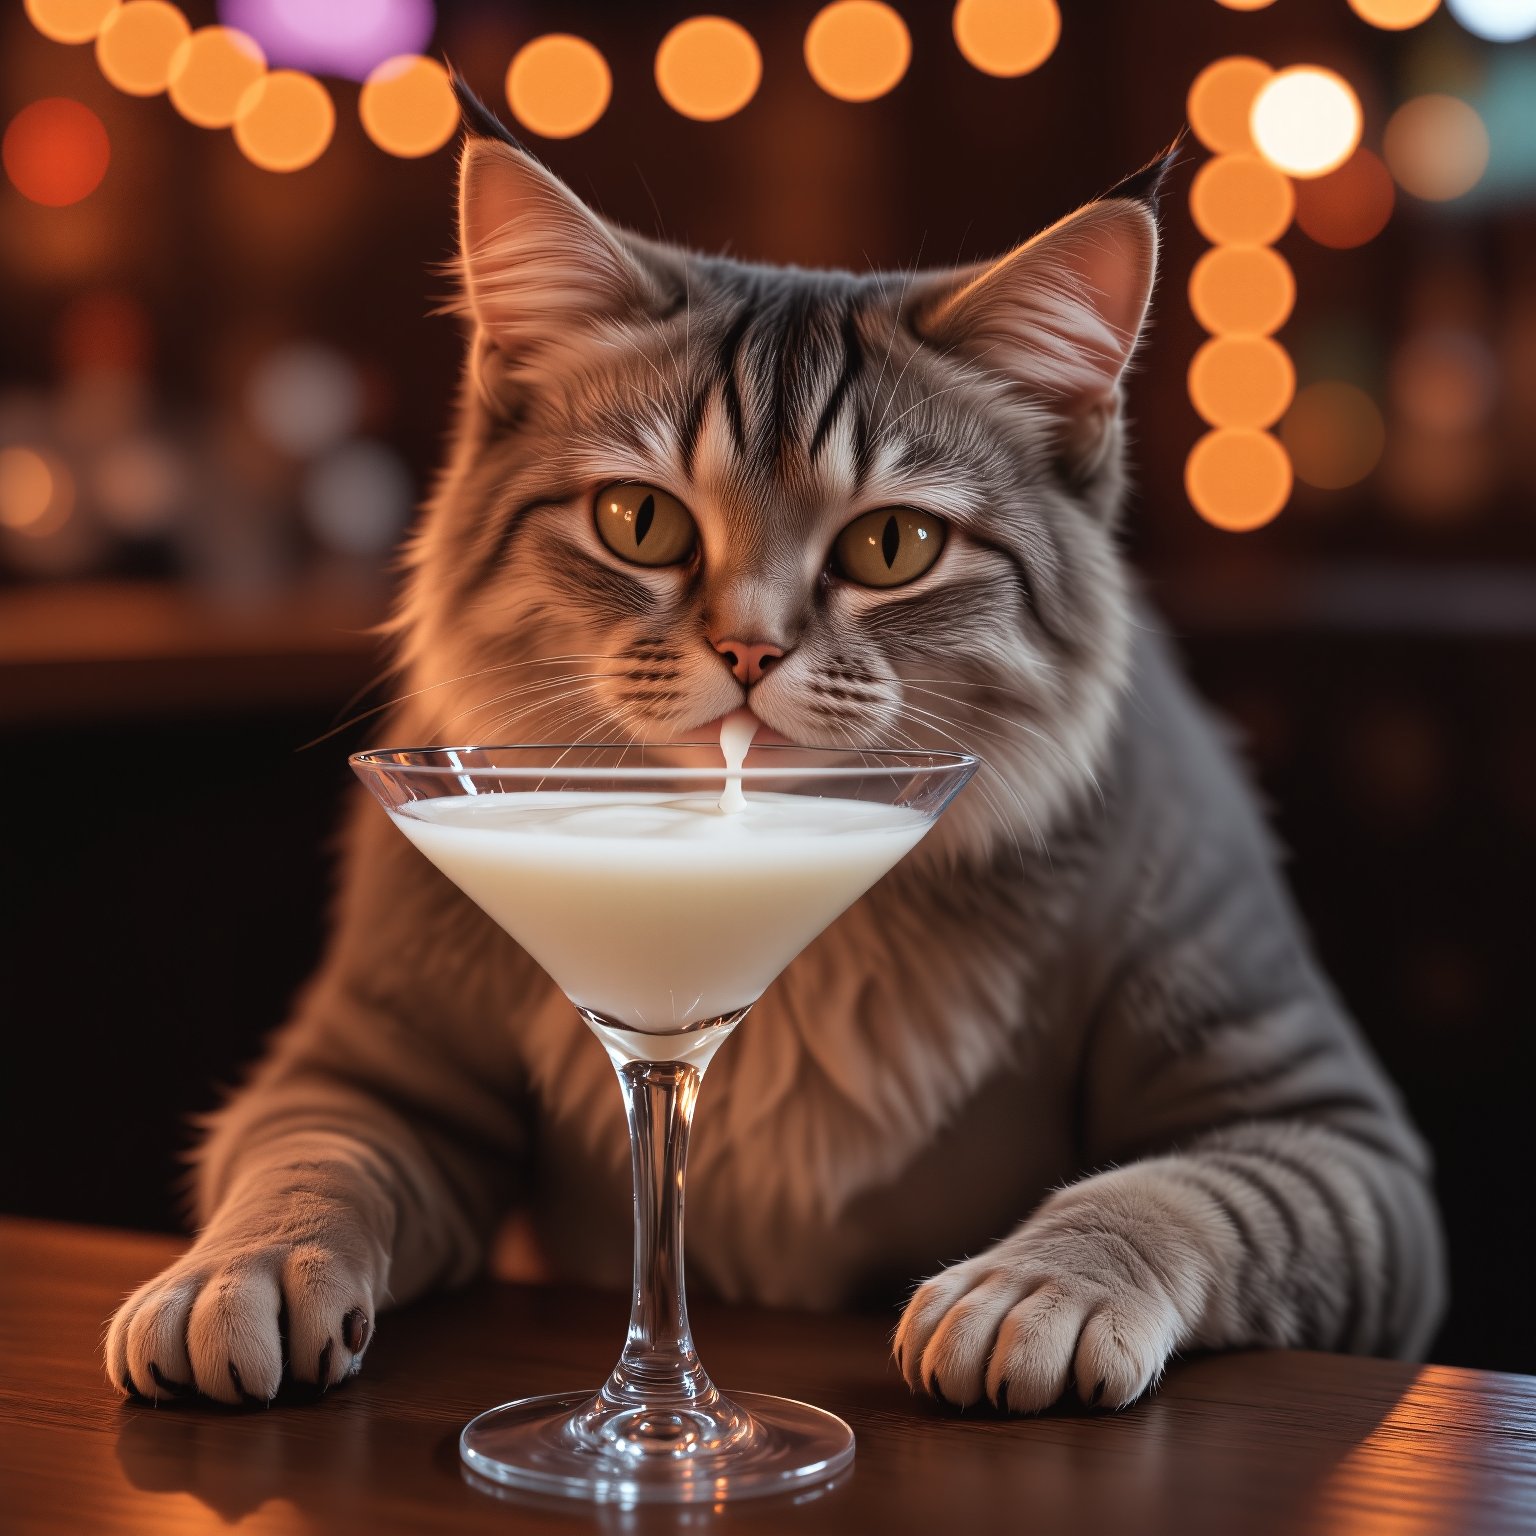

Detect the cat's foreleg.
[
  {"left": 103, "top": 991, "right": 527, "bottom": 1405},
  {"left": 893, "top": 1116, "right": 1444, "bottom": 1413}
]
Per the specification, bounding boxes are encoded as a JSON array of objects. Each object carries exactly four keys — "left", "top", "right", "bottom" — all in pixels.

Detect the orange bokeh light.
[
  {"left": 361, "top": 55, "right": 458, "bottom": 158},
  {"left": 1189, "top": 246, "right": 1295, "bottom": 336},
  {"left": 1189, "top": 336, "right": 1296, "bottom": 429},
  {"left": 1384, "top": 95, "right": 1489, "bottom": 201},
  {"left": 1187, "top": 56, "right": 1272, "bottom": 156},
  {"left": 1294, "top": 147, "right": 1395, "bottom": 248},
  {"left": 1189, "top": 154, "right": 1295, "bottom": 246},
  {"left": 3, "top": 98, "right": 110, "bottom": 207},
  {"left": 0, "top": 446, "right": 75, "bottom": 537},
  {"left": 24, "top": 0, "right": 118, "bottom": 44},
  {"left": 233, "top": 71, "right": 334, "bottom": 172},
  {"left": 1347, "top": 0, "right": 1441, "bottom": 26},
  {"left": 506, "top": 34, "right": 612, "bottom": 140},
  {"left": 1281, "top": 382, "right": 1386, "bottom": 489},
  {"left": 655, "top": 16, "right": 762, "bottom": 121},
  {"left": 1214, "top": 0, "right": 1277, "bottom": 8},
  {"left": 168, "top": 26, "right": 266, "bottom": 129},
  {"left": 952, "top": 0, "right": 1060, "bottom": 78},
  {"left": 805, "top": 2, "right": 911, "bottom": 102},
  {"left": 1186, "top": 430, "right": 1292, "bottom": 531},
  {"left": 95, "top": 1, "right": 190, "bottom": 97}
]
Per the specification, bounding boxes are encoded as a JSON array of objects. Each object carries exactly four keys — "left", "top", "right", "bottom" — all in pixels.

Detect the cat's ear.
[
  {"left": 451, "top": 77, "right": 665, "bottom": 401},
  {"left": 910, "top": 144, "right": 1179, "bottom": 478}
]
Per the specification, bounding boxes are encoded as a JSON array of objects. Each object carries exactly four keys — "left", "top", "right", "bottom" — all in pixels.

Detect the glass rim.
[{"left": 350, "top": 742, "right": 980, "bottom": 782}]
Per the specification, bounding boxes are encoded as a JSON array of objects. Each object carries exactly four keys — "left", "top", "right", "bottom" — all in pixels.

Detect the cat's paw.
[
  {"left": 893, "top": 1176, "right": 1210, "bottom": 1414},
  {"left": 105, "top": 1224, "right": 381, "bottom": 1406}
]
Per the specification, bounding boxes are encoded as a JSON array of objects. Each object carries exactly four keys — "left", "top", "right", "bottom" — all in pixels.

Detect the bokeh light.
[
  {"left": 3, "top": 99, "right": 110, "bottom": 208},
  {"left": 168, "top": 26, "right": 266, "bottom": 129},
  {"left": 951, "top": 0, "right": 1060, "bottom": 78},
  {"left": 1189, "top": 246, "right": 1295, "bottom": 336},
  {"left": 1385, "top": 95, "right": 1490, "bottom": 200},
  {"left": 655, "top": 17, "right": 762, "bottom": 122},
  {"left": 1280, "top": 382, "right": 1386, "bottom": 489},
  {"left": 1251, "top": 66, "right": 1363, "bottom": 178},
  {"left": 233, "top": 70, "right": 334, "bottom": 172},
  {"left": 302, "top": 440, "right": 414, "bottom": 555},
  {"left": 1445, "top": 0, "right": 1536, "bottom": 41},
  {"left": 1348, "top": 0, "right": 1441, "bottom": 26},
  {"left": 506, "top": 34, "right": 612, "bottom": 139},
  {"left": 1189, "top": 336, "right": 1296, "bottom": 429},
  {"left": 1186, "top": 430, "right": 1292, "bottom": 531},
  {"left": 1187, "top": 56, "right": 1272, "bottom": 156},
  {"left": 23, "top": 0, "right": 118, "bottom": 44},
  {"left": 246, "top": 344, "right": 361, "bottom": 457},
  {"left": 1189, "top": 154, "right": 1295, "bottom": 245},
  {"left": 0, "top": 446, "right": 74, "bottom": 537},
  {"left": 1215, "top": 0, "right": 1277, "bottom": 9},
  {"left": 360, "top": 55, "right": 457, "bottom": 158},
  {"left": 95, "top": 1, "right": 190, "bottom": 96},
  {"left": 1390, "top": 328, "right": 1498, "bottom": 432},
  {"left": 93, "top": 436, "right": 185, "bottom": 534},
  {"left": 1294, "top": 148, "right": 1396, "bottom": 248},
  {"left": 805, "top": 2, "right": 910, "bottom": 103},
  {"left": 219, "top": 0, "right": 434, "bottom": 83}
]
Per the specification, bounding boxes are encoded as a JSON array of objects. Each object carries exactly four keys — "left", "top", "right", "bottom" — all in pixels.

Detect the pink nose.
[{"left": 712, "top": 637, "right": 786, "bottom": 687}]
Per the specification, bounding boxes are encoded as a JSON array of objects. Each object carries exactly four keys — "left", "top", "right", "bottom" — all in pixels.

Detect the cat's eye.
[
  {"left": 594, "top": 483, "right": 697, "bottom": 567},
  {"left": 833, "top": 508, "right": 946, "bottom": 589}
]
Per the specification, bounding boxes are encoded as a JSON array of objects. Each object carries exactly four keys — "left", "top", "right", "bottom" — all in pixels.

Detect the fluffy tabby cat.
[{"left": 106, "top": 90, "right": 1445, "bottom": 1411}]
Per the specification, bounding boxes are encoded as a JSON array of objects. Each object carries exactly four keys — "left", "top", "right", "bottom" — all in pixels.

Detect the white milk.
[
  {"left": 390, "top": 790, "right": 926, "bottom": 1031},
  {"left": 717, "top": 710, "right": 757, "bottom": 815}
]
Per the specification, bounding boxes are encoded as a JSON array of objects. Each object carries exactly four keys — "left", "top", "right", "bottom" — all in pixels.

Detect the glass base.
[{"left": 459, "top": 1389, "right": 855, "bottom": 1504}]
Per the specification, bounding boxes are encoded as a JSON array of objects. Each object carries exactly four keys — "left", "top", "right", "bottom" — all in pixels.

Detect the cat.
[{"left": 104, "top": 85, "right": 1445, "bottom": 1412}]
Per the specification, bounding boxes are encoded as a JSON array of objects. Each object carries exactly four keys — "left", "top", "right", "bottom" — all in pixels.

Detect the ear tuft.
[
  {"left": 1100, "top": 129, "right": 1188, "bottom": 211},
  {"left": 447, "top": 67, "right": 527, "bottom": 153}
]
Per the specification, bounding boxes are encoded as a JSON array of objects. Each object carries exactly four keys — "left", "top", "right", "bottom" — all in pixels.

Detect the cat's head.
[{"left": 397, "top": 87, "right": 1171, "bottom": 864}]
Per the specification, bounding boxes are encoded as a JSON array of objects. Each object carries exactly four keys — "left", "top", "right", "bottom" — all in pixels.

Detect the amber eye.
[
  {"left": 594, "top": 483, "right": 697, "bottom": 567},
  {"left": 833, "top": 508, "right": 946, "bottom": 588}
]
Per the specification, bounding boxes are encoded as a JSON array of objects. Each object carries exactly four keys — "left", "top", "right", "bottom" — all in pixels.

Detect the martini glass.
[{"left": 351, "top": 741, "right": 977, "bottom": 1504}]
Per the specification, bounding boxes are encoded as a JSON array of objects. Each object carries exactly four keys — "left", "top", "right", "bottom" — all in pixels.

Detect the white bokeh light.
[
  {"left": 246, "top": 343, "right": 362, "bottom": 458},
  {"left": 1251, "top": 67, "right": 1363, "bottom": 178},
  {"left": 302, "top": 439, "right": 413, "bottom": 555},
  {"left": 1446, "top": 0, "right": 1536, "bottom": 41}
]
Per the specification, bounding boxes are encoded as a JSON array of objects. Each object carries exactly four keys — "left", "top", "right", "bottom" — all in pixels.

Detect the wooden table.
[{"left": 3, "top": 1218, "right": 1533, "bottom": 1535}]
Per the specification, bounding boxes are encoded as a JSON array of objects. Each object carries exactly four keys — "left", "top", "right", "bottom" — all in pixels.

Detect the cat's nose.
[{"left": 711, "top": 637, "right": 786, "bottom": 687}]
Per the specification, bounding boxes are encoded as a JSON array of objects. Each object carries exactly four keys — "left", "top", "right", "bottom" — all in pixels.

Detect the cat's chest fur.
[{"left": 511, "top": 856, "right": 1081, "bottom": 1307}]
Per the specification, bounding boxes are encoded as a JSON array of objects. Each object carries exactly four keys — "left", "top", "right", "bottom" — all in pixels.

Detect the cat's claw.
[{"left": 105, "top": 1229, "right": 379, "bottom": 1406}]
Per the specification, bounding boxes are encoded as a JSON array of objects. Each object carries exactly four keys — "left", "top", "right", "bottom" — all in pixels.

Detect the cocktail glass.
[{"left": 350, "top": 741, "right": 978, "bottom": 1504}]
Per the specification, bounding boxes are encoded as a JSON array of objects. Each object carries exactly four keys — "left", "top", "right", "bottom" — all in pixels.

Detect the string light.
[
  {"left": 233, "top": 70, "right": 334, "bottom": 172},
  {"left": 1186, "top": 430, "right": 1292, "bottom": 531},
  {"left": 1348, "top": 0, "right": 1441, "bottom": 27},
  {"left": 360, "top": 54, "right": 457, "bottom": 158},
  {"left": 0, "top": 446, "right": 75, "bottom": 538},
  {"left": 805, "top": 2, "right": 911, "bottom": 103},
  {"left": 167, "top": 25, "right": 265, "bottom": 129},
  {"left": 24, "top": 0, "right": 118, "bottom": 45},
  {"left": 655, "top": 17, "right": 762, "bottom": 121},
  {"left": 1187, "top": 57, "right": 1272, "bottom": 156},
  {"left": 1189, "top": 246, "right": 1295, "bottom": 336},
  {"left": 95, "top": 1, "right": 190, "bottom": 96},
  {"left": 1250, "top": 66, "right": 1362, "bottom": 178},
  {"left": 506, "top": 34, "right": 612, "bottom": 139},
  {"left": 1189, "top": 154, "right": 1295, "bottom": 245},
  {"left": 1189, "top": 336, "right": 1296, "bottom": 429},
  {"left": 951, "top": 0, "right": 1060, "bottom": 78}
]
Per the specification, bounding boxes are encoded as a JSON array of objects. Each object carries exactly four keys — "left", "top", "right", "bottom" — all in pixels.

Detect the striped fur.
[{"left": 104, "top": 121, "right": 1444, "bottom": 1411}]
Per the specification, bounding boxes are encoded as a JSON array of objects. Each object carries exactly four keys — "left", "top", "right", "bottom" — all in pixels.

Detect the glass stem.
[{"left": 603, "top": 1059, "right": 715, "bottom": 1411}]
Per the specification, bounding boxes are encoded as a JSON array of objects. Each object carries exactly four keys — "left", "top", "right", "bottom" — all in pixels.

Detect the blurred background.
[{"left": 2, "top": 0, "right": 1532, "bottom": 1373}]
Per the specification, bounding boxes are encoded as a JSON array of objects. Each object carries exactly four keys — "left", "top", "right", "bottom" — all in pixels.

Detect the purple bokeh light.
[{"left": 218, "top": 0, "right": 436, "bottom": 83}]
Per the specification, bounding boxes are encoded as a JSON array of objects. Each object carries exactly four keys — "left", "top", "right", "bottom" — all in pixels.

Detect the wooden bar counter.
[{"left": 2, "top": 1217, "right": 1533, "bottom": 1535}]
